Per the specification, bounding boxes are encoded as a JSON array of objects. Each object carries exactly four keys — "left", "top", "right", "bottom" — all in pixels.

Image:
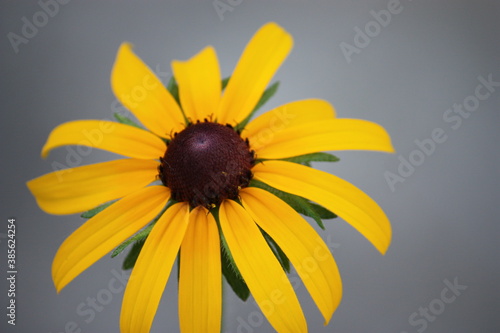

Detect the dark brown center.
[{"left": 159, "top": 121, "right": 254, "bottom": 208}]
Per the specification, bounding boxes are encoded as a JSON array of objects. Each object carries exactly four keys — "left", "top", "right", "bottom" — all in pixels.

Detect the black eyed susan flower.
[{"left": 27, "top": 22, "right": 394, "bottom": 333}]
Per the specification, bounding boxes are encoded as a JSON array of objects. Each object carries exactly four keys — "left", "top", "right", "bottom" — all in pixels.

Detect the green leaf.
[
  {"left": 250, "top": 180, "right": 337, "bottom": 230},
  {"left": 212, "top": 207, "right": 250, "bottom": 301},
  {"left": 221, "top": 242, "right": 250, "bottom": 302},
  {"left": 281, "top": 152, "right": 340, "bottom": 166},
  {"left": 235, "top": 81, "right": 280, "bottom": 131},
  {"left": 262, "top": 230, "right": 290, "bottom": 273},
  {"left": 111, "top": 224, "right": 154, "bottom": 258},
  {"left": 80, "top": 201, "right": 115, "bottom": 219},
  {"left": 122, "top": 239, "right": 146, "bottom": 270},
  {"left": 166, "top": 76, "right": 180, "bottom": 105},
  {"left": 309, "top": 202, "right": 337, "bottom": 220},
  {"left": 113, "top": 112, "right": 143, "bottom": 129},
  {"left": 221, "top": 76, "right": 230, "bottom": 90}
]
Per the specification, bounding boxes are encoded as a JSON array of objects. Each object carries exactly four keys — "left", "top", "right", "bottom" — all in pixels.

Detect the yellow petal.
[
  {"left": 26, "top": 159, "right": 159, "bottom": 215},
  {"left": 179, "top": 207, "right": 221, "bottom": 333},
  {"left": 219, "top": 199, "right": 307, "bottom": 333},
  {"left": 52, "top": 185, "right": 170, "bottom": 292},
  {"left": 172, "top": 46, "right": 221, "bottom": 122},
  {"left": 41, "top": 120, "right": 166, "bottom": 159},
  {"left": 121, "top": 202, "right": 190, "bottom": 333},
  {"left": 240, "top": 187, "right": 342, "bottom": 324},
  {"left": 242, "top": 99, "right": 336, "bottom": 152},
  {"left": 111, "top": 43, "right": 185, "bottom": 137},
  {"left": 218, "top": 23, "right": 293, "bottom": 125},
  {"left": 253, "top": 118, "right": 395, "bottom": 159},
  {"left": 243, "top": 99, "right": 336, "bottom": 144},
  {"left": 253, "top": 161, "right": 391, "bottom": 254}
]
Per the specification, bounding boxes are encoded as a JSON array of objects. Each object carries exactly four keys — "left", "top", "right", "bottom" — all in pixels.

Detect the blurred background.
[{"left": 1, "top": 0, "right": 499, "bottom": 332}]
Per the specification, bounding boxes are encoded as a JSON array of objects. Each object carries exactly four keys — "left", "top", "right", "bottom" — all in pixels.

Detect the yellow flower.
[{"left": 27, "top": 22, "right": 394, "bottom": 333}]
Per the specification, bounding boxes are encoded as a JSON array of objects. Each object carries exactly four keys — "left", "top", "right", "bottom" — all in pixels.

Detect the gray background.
[{"left": 1, "top": 0, "right": 499, "bottom": 332}]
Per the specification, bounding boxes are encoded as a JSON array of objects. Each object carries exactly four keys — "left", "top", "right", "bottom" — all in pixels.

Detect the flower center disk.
[{"left": 159, "top": 122, "right": 254, "bottom": 208}]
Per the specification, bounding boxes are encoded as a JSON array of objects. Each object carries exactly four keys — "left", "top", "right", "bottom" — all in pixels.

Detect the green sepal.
[
  {"left": 235, "top": 81, "right": 280, "bottom": 131},
  {"left": 262, "top": 230, "right": 290, "bottom": 273},
  {"left": 220, "top": 240, "right": 250, "bottom": 301},
  {"left": 166, "top": 76, "right": 180, "bottom": 105},
  {"left": 121, "top": 239, "right": 146, "bottom": 270},
  {"left": 113, "top": 112, "right": 143, "bottom": 129},
  {"left": 308, "top": 201, "right": 337, "bottom": 220},
  {"left": 280, "top": 152, "right": 340, "bottom": 167},
  {"left": 80, "top": 201, "right": 115, "bottom": 219},
  {"left": 250, "top": 180, "right": 337, "bottom": 230},
  {"left": 221, "top": 76, "right": 230, "bottom": 90},
  {"left": 212, "top": 207, "right": 250, "bottom": 301},
  {"left": 111, "top": 224, "right": 154, "bottom": 258}
]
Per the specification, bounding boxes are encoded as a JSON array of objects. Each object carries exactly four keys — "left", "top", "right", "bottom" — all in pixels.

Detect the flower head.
[{"left": 27, "top": 22, "right": 394, "bottom": 332}]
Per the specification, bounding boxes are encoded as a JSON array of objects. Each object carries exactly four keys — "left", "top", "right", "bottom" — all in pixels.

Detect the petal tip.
[
  {"left": 52, "top": 273, "right": 65, "bottom": 294},
  {"left": 54, "top": 285, "right": 62, "bottom": 294},
  {"left": 118, "top": 41, "right": 133, "bottom": 52},
  {"left": 377, "top": 239, "right": 391, "bottom": 255},
  {"left": 263, "top": 22, "right": 289, "bottom": 35}
]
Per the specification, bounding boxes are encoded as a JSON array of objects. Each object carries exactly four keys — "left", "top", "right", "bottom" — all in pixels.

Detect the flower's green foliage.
[
  {"left": 111, "top": 224, "right": 154, "bottom": 258},
  {"left": 80, "top": 201, "right": 116, "bottom": 219},
  {"left": 211, "top": 207, "right": 250, "bottom": 301},
  {"left": 250, "top": 180, "right": 337, "bottom": 230},
  {"left": 167, "top": 76, "right": 180, "bottom": 105},
  {"left": 280, "top": 152, "right": 340, "bottom": 167},
  {"left": 221, "top": 76, "right": 230, "bottom": 90},
  {"left": 307, "top": 201, "right": 337, "bottom": 220},
  {"left": 113, "top": 112, "right": 143, "bottom": 129},
  {"left": 220, "top": 236, "right": 250, "bottom": 301},
  {"left": 262, "top": 230, "right": 290, "bottom": 273},
  {"left": 236, "top": 81, "right": 280, "bottom": 131},
  {"left": 122, "top": 239, "right": 146, "bottom": 270}
]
